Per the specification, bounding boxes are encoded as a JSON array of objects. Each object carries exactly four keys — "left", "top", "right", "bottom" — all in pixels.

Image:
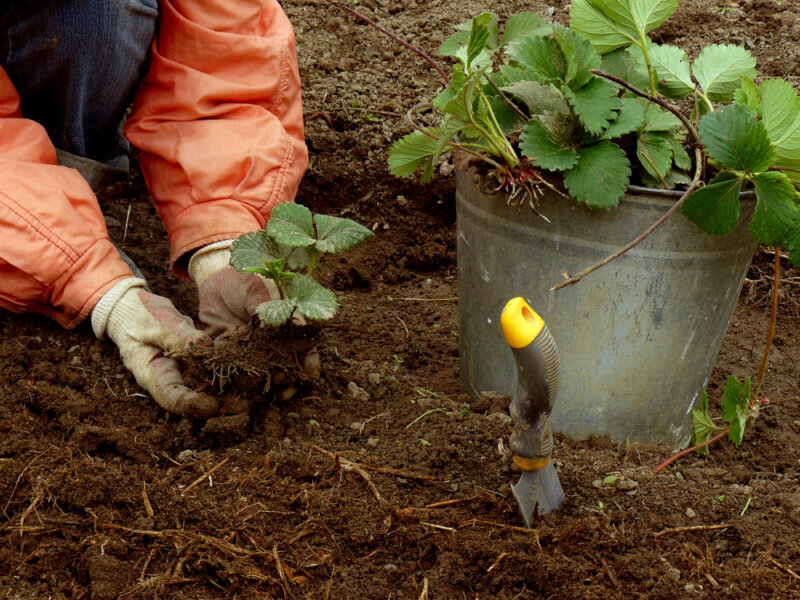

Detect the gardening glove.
[
  {"left": 189, "top": 241, "right": 279, "bottom": 339},
  {"left": 92, "top": 278, "right": 218, "bottom": 417}
]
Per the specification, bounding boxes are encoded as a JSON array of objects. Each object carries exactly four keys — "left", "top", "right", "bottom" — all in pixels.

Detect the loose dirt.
[{"left": 2, "top": 1, "right": 799, "bottom": 598}]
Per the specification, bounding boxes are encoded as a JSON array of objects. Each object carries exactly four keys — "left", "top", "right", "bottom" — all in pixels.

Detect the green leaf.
[
  {"left": 786, "top": 220, "right": 800, "bottom": 268},
  {"left": 499, "top": 81, "right": 568, "bottom": 117},
  {"left": 759, "top": 78, "right": 800, "bottom": 169},
  {"left": 286, "top": 245, "right": 315, "bottom": 271},
  {"left": 692, "top": 44, "right": 757, "bottom": 102},
  {"left": 667, "top": 135, "right": 692, "bottom": 171},
  {"left": 256, "top": 298, "right": 296, "bottom": 327},
  {"left": 433, "top": 63, "right": 466, "bottom": 110},
  {"left": 267, "top": 202, "right": 316, "bottom": 247},
  {"left": 443, "top": 68, "right": 486, "bottom": 124},
  {"left": 466, "top": 13, "right": 495, "bottom": 71},
  {"left": 502, "top": 12, "right": 552, "bottom": 46},
  {"left": 735, "top": 76, "right": 761, "bottom": 115},
  {"left": 699, "top": 103, "right": 775, "bottom": 173},
  {"left": 440, "top": 13, "right": 498, "bottom": 72},
  {"left": 504, "top": 35, "right": 566, "bottom": 84},
  {"left": 388, "top": 130, "right": 440, "bottom": 179},
  {"left": 641, "top": 102, "right": 682, "bottom": 132},
  {"left": 520, "top": 119, "right": 580, "bottom": 170},
  {"left": 721, "top": 376, "right": 751, "bottom": 447},
  {"left": 570, "top": 0, "right": 679, "bottom": 54},
  {"left": 681, "top": 172, "right": 743, "bottom": 236},
  {"left": 563, "top": 77, "right": 622, "bottom": 135},
  {"left": 600, "top": 97, "right": 646, "bottom": 139},
  {"left": 564, "top": 141, "right": 631, "bottom": 208},
  {"left": 640, "top": 167, "right": 690, "bottom": 189},
  {"left": 600, "top": 48, "right": 650, "bottom": 92},
  {"left": 637, "top": 131, "right": 673, "bottom": 180},
  {"left": 230, "top": 230, "right": 280, "bottom": 273},
  {"left": 692, "top": 391, "right": 719, "bottom": 455},
  {"left": 553, "top": 24, "right": 601, "bottom": 89},
  {"left": 751, "top": 171, "right": 800, "bottom": 246},
  {"left": 314, "top": 214, "right": 373, "bottom": 253},
  {"left": 285, "top": 274, "right": 338, "bottom": 321},
  {"left": 649, "top": 44, "right": 694, "bottom": 99}
]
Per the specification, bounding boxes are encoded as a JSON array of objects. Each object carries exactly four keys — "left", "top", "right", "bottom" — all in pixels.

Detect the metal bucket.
[{"left": 456, "top": 170, "right": 757, "bottom": 448}]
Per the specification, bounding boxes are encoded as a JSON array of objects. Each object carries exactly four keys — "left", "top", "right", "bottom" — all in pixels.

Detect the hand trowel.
[{"left": 500, "top": 297, "right": 565, "bottom": 526}]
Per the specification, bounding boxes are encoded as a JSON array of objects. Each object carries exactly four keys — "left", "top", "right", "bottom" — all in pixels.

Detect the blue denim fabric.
[{"left": 0, "top": 0, "right": 158, "bottom": 189}]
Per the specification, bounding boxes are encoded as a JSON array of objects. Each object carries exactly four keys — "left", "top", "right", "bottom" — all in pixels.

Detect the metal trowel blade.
[{"left": 511, "top": 462, "right": 565, "bottom": 527}]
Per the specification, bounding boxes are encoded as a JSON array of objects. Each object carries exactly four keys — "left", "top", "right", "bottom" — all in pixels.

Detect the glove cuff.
[
  {"left": 188, "top": 240, "right": 235, "bottom": 287},
  {"left": 91, "top": 277, "right": 148, "bottom": 339}
]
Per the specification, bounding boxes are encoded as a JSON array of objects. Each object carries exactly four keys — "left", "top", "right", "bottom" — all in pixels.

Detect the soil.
[{"left": 2, "top": 1, "right": 800, "bottom": 598}]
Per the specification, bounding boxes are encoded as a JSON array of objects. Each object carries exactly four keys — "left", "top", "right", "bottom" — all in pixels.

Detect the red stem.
[
  {"left": 652, "top": 428, "right": 729, "bottom": 475},
  {"left": 753, "top": 249, "right": 780, "bottom": 399}
]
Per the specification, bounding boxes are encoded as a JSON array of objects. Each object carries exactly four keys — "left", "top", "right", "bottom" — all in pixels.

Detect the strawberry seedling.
[{"left": 230, "top": 202, "right": 373, "bottom": 326}]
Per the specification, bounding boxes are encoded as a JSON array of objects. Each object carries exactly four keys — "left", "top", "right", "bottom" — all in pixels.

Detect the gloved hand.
[
  {"left": 92, "top": 278, "right": 218, "bottom": 417},
  {"left": 189, "top": 241, "right": 277, "bottom": 338}
]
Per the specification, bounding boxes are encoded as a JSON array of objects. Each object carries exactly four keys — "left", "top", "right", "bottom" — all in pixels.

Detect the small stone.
[
  {"left": 617, "top": 478, "right": 638, "bottom": 489},
  {"left": 347, "top": 381, "right": 371, "bottom": 402},
  {"left": 368, "top": 372, "right": 381, "bottom": 386},
  {"left": 486, "top": 412, "right": 512, "bottom": 424},
  {"left": 384, "top": 563, "right": 399, "bottom": 572},
  {"left": 303, "top": 349, "right": 322, "bottom": 378},
  {"left": 666, "top": 567, "right": 681, "bottom": 582},
  {"left": 349, "top": 421, "right": 362, "bottom": 431},
  {"left": 177, "top": 449, "right": 195, "bottom": 463},
  {"left": 396, "top": 195, "right": 408, "bottom": 207},
  {"left": 685, "top": 507, "right": 696, "bottom": 518},
  {"left": 592, "top": 479, "right": 603, "bottom": 488},
  {"left": 367, "top": 437, "right": 380, "bottom": 448}
]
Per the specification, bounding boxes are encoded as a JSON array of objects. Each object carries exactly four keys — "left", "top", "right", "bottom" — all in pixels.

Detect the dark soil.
[{"left": 2, "top": 1, "right": 800, "bottom": 598}]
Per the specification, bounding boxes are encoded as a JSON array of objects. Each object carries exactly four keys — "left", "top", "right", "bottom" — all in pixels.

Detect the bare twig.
[
  {"left": 753, "top": 249, "right": 780, "bottom": 399},
  {"left": 591, "top": 69, "right": 701, "bottom": 145},
  {"left": 312, "top": 446, "right": 385, "bottom": 503},
  {"left": 487, "top": 552, "right": 512, "bottom": 572},
  {"left": 421, "top": 521, "right": 457, "bottom": 532},
  {"left": 653, "top": 429, "right": 729, "bottom": 475},
  {"left": 181, "top": 457, "right": 231, "bottom": 496},
  {"left": 460, "top": 518, "right": 542, "bottom": 537},
  {"left": 553, "top": 148, "right": 703, "bottom": 291},
  {"left": 769, "top": 557, "right": 800, "bottom": 581},
  {"left": 142, "top": 482, "right": 154, "bottom": 518},
  {"left": 653, "top": 523, "right": 731, "bottom": 537},
  {"left": 418, "top": 577, "right": 430, "bottom": 600},
  {"left": 313, "top": 445, "right": 434, "bottom": 481},
  {"left": 395, "top": 297, "right": 459, "bottom": 302}
]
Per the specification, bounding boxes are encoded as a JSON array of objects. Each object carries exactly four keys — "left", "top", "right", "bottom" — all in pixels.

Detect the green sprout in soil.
[
  {"left": 230, "top": 202, "right": 373, "bottom": 327},
  {"left": 654, "top": 249, "right": 781, "bottom": 474}
]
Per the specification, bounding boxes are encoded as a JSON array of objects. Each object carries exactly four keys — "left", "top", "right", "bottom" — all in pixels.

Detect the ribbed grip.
[{"left": 532, "top": 324, "right": 560, "bottom": 412}]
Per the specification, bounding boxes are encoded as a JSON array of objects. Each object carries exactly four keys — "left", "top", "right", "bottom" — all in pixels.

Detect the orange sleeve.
[
  {"left": 0, "top": 68, "right": 134, "bottom": 329},
  {"left": 124, "top": 0, "right": 309, "bottom": 278}
]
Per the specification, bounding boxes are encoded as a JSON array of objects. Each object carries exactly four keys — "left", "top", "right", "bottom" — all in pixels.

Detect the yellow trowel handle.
[{"left": 501, "top": 298, "right": 561, "bottom": 470}]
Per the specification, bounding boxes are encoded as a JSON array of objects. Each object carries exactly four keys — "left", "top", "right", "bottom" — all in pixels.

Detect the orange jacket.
[{"left": 0, "top": 0, "right": 307, "bottom": 329}]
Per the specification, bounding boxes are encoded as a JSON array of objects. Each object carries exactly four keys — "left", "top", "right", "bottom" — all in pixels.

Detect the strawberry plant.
[
  {"left": 385, "top": 1, "right": 800, "bottom": 267},
  {"left": 230, "top": 203, "right": 373, "bottom": 326}
]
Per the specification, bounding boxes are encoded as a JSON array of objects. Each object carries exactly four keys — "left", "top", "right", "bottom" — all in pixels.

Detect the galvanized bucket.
[{"left": 456, "top": 169, "right": 757, "bottom": 448}]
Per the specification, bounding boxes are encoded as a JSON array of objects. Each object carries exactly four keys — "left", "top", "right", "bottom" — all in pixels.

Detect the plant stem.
[
  {"left": 591, "top": 69, "right": 701, "bottom": 147},
  {"left": 482, "top": 73, "right": 530, "bottom": 122},
  {"left": 636, "top": 34, "right": 659, "bottom": 97},
  {"left": 652, "top": 428, "right": 729, "bottom": 475},
  {"left": 327, "top": 1, "right": 450, "bottom": 85},
  {"left": 753, "top": 248, "right": 781, "bottom": 399},
  {"left": 552, "top": 148, "right": 702, "bottom": 291}
]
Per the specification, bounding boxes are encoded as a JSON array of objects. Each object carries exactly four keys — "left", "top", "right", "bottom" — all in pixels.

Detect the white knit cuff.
[
  {"left": 91, "top": 277, "right": 147, "bottom": 339},
  {"left": 188, "top": 240, "right": 235, "bottom": 286}
]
